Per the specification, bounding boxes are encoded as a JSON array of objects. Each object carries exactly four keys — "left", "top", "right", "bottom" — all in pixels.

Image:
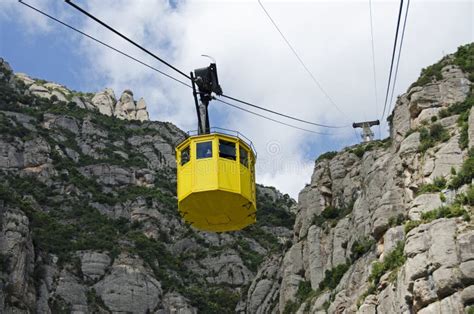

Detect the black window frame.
[
  {"left": 196, "top": 141, "right": 213, "bottom": 159},
  {"left": 219, "top": 139, "right": 236, "bottom": 160},
  {"left": 239, "top": 146, "right": 249, "bottom": 167},
  {"left": 181, "top": 145, "right": 190, "bottom": 166}
]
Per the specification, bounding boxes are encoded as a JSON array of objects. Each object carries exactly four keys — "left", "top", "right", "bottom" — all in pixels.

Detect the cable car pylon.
[{"left": 352, "top": 120, "right": 380, "bottom": 142}]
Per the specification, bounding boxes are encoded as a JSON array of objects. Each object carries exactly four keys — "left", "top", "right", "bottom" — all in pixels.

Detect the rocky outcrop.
[
  {"left": 0, "top": 57, "right": 295, "bottom": 313},
  {"left": 241, "top": 45, "right": 474, "bottom": 313},
  {"left": 114, "top": 90, "right": 150, "bottom": 122},
  {"left": 1, "top": 45, "right": 473, "bottom": 313},
  {"left": 91, "top": 88, "right": 116, "bottom": 117},
  {"left": 93, "top": 253, "right": 162, "bottom": 313},
  {"left": 14, "top": 73, "right": 150, "bottom": 122}
]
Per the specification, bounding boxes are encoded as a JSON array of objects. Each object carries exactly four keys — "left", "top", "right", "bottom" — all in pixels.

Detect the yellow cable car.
[
  {"left": 175, "top": 62, "right": 257, "bottom": 232},
  {"left": 176, "top": 128, "right": 257, "bottom": 232}
]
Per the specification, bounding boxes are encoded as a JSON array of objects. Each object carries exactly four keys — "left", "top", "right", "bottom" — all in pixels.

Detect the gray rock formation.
[
  {"left": 240, "top": 47, "right": 474, "bottom": 314},
  {"left": 114, "top": 90, "right": 150, "bottom": 122},
  {"left": 1, "top": 45, "right": 472, "bottom": 314},
  {"left": 94, "top": 253, "right": 162, "bottom": 313}
]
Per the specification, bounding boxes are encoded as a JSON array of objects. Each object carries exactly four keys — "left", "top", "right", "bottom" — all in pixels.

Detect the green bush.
[
  {"left": 319, "top": 263, "right": 350, "bottom": 290},
  {"left": 449, "top": 149, "right": 474, "bottom": 189},
  {"left": 256, "top": 188, "right": 296, "bottom": 229},
  {"left": 404, "top": 220, "right": 422, "bottom": 234},
  {"left": 350, "top": 237, "right": 375, "bottom": 261},
  {"left": 321, "top": 206, "right": 339, "bottom": 219},
  {"left": 457, "top": 101, "right": 471, "bottom": 149},
  {"left": 283, "top": 301, "right": 299, "bottom": 314},
  {"left": 453, "top": 43, "right": 474, "bottom": 80},
  {"left": 421, "top": 203, "right": 467, "bottom": 221},
  {"left": 388, "top": 214, "right": 406, "bottom": 227},
  {"left": 312, "top": 203, "right": 353, "bottom": 228},
  {"left": 296, "top": 281, "right": 313, "bottom": 303},
  {"left": 418, "top": 123, "right": 450, "bottom": 153},
  {"left": 185, "top": 286, "right": 240, "bottom": 314},
  {"left": 411, "top": 60, "right": 445, "bottom": 88},
  {"left": 316, "top": 151, "right": 337, "bottom": 162},
  {"left": 417, "top": 177, "right": 447, "bottom": 195},
  {"left": 352, "top": 146, "right": 365, "bottom": 158},
  {"left": 466, "top": 185, "right": 474, "bottom": 206},
  {"left": 369, "top": 241, "right": 405, "bottom": 285}
]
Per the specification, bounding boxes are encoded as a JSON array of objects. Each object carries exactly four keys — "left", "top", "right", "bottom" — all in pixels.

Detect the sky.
[{"left": 0, "top": 0, "right": 472, "bottom": 198}]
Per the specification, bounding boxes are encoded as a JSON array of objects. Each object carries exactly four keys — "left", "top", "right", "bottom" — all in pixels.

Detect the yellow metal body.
[{"left": 176, "top": 133, "right": 257, "bottom": 232}]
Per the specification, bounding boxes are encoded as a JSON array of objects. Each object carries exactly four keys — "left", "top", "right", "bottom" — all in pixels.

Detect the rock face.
[
  {"left": 114, "top": 90, "right": 150, "bottom": 122},
  {"left": 239, "top": 45, "right": 474, "bottom": 313},
  {"left": 16, "top": 73, "right": 150, "bottom": 122},
  {"left": 1, "top": 45, "right": 473, "bottom": 314},
  {"left": 0, "top": 58, "right": 295, "bottom": 313}
]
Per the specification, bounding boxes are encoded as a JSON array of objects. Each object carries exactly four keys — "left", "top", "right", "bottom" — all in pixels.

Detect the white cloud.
[{"left": 8, "top": 0, "right": 473, "bottom": 198}]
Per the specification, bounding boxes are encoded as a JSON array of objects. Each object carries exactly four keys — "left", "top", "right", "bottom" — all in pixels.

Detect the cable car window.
[
  {"left": 181, "top": 146, "right": 190, "bottom": 165},
  {"left": 219, "top": 140, "right": 236, "bottom": 160},
  {"left": 197, "top": 141, "right": 213, "bottom": 159},
  {"left": 240, "top": 147, "right": 249, "bottom": 167}
]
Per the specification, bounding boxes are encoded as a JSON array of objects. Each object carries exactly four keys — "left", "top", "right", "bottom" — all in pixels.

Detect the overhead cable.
[
  {"left": 381, "top": 0, "right": 404, "bottom": 120},
  {"left": 214, "top": 98, "right": 335, "bottom": 135},
  {"left": 18, "top": 0, "right": 192, "bottom": 89},
  {"left": 64, "top": 0, "right": 191, "bottom": 80},
  {"left": 257, "top": 0, "right": 350, "bottom": 120},
  {"left": 220, "top": 94, "right": 348, "bottom": 129},
  {"left": 368, "top": 0, "right": 381, "bottom": 139},
  {"left": 19, "top": 0, "right": 346, "bottom": 134},
  {"left": 387, "top": 0, "right": 410, "bottom": 116}
]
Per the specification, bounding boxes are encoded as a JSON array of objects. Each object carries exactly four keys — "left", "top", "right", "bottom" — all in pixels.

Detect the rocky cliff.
[
  {"left": 1, "top": 43, "right": 473, "bottom": 314},
  {"left": 0, "top": 58, "right": 296, "bottom": 313},
  {"left": 240, "top": 43, "right": 474, "bottom": 313}
]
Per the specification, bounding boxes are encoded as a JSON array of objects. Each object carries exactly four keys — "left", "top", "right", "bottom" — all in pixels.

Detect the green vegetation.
[
  {"left": 421, "top": 203, "right": 469, "bottom": 221},
  {"left": 295, "top": 281, "right": 314, "bottom": 303},
  {"left": 185, "top": 286, "right": 240, "bottom": 314},
  {"left": 350, "top": 139, "right": 392, "bottom": 158},
  {"left": 404, "top": 220, "right": 422, "bottom": 234},
  {"left": 369, "top": 241, "right": 405, "bottom": 285},
  {"left": 282, "top": 280, "right": 323, "bottom": 314},
  {"left": 350, "top": 236, "right": 375, "bottom": 261},
  {"left": 411, "top": 61, "right": 445, "bottom": 88},
  {"left": 453, "top": 43, "right": 474, "bottom": 81},
  {"left": 388, "top": 213, "right": 406, "bottom": 227},
  {"left": 316, "top": 151, "right": 337, "bottom": 162},
  {"left": 86, "top": 289, "right": 109, "bottom": 312},
  {"left": 416, "top": 177, "right": 447, "bottom": 195},
  {"left": 449, "top": 148, "right": 474, "bottom": 189},
  {"left": 319, "top": 262, "right": 350, "bottom": 290},
  {"left": 234, "top": 237, "right": 264, "bottom": 272},
  {"left": 0, "top": 112, "right": 34, "bottom": 142},
  {"left": 256, "top": 188, "right": 295, "bottom": 229},
  {"left": 405, "top": 189, "right": 472, "bottom": 233},
  {"left": 418, "top": 123, "right": 450, "bottom": 153},
  {"left": 437, "top": 86, "right": 473, "bottom": 150},
  {"left": 438, "top": 92, "right": 473, "bottom": 119},
  {"left": 283, "top": 301, "right": 299, "bottom": 314},
  {"left": 312, "top": 203, "right": 353, "bottom": 228},
  {"left": 411, "top": 43, "right": 474, "bottom": 88}
]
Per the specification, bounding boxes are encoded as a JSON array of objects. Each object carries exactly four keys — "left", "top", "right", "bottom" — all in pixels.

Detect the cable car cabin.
[{"left": 176, "top": 131, "right": 257, "bottom": 232}]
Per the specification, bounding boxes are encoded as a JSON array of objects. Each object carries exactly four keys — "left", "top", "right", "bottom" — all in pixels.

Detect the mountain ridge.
[{"left": 0, "top": 42, "right": 473, "bottom": 314}]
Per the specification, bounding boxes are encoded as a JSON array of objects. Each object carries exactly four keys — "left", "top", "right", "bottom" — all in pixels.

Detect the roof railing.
[{"left": 186, "top": 127, "right": 257, "bottom": 157}]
